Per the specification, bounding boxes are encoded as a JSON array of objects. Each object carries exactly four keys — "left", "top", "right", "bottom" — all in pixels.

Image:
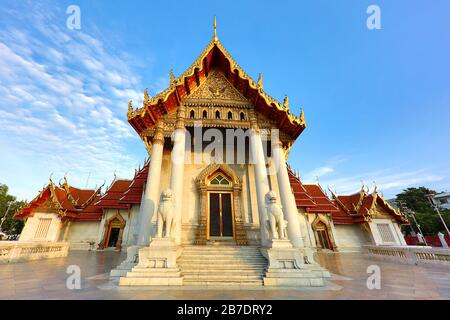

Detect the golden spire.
[
  {"left": 127, "top": 100, "right": 133, "bottom": 119},
  {"left": 257, "top": 73, "right": 263, "bottom": 91},
  {"left": 283, "top": 95, "right": 289, "bottom": 110},
  {"left": 213, "top": 15, "right": 218, "bottom": 42},
  {"left": 144, "top": 88, "right": 150, "bottom": 104},
  {"left": 299, "top": 108, "right": 305, "bottom": 123},
  {"left": 170, "top": 69, "right": 176, "bottom": 86}
]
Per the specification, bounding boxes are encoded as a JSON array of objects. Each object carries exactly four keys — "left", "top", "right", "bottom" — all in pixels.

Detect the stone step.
[
  {"left": 179, "top": 264, "right": 266, "bottom": 270},
  {"left": 182, "top": 250, "right": 261, "bottom": 255},
  {"left": 181, "top": 269, "right": 264, "bottom": 276},
  {"left": 183, "top": 245, "right": 259, "bottom": 249},
  {"left": 179, "top": 255, "right": 266, "bottom": 262},
  {"left": 183, "top": 280, "right": 264, "bottom": 286},
  {"left": 178, "top": 256, "right": 267, "bottom": 265},
  {"left": 178, "top": 245, "right": 266, "bottom": 286}
]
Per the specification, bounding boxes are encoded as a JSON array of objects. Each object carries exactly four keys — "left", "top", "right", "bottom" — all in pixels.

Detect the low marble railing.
[
  {"left": 0, "top": 241, "right": 69, "bottom": 264},
  {"left": 365, "top": 245, "right": 450, "bottom": 266}
]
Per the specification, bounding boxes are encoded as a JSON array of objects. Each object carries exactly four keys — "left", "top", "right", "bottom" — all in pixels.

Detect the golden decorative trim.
[{"left": 127, "top": 27, "right": 305, "bottom": 128}]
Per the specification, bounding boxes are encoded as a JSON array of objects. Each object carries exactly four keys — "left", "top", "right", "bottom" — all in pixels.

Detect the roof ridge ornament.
[
  {"left": 283, "top": 95, "right": 289, "bottom": 110},
  {"left": 144, "top": 88, "right": 151, "bottom": 104},
  {"left": 299, "top": 108, "right": 305, "bottom": 124},
  {"left": 213, "top": 15, "right": 218, "bottom": 42},
  {"left": 170, "top": 69, "right": 176, "bottom": 87},
  {"left": 257, "top": 73, "right": 263, "bottom": 92}
]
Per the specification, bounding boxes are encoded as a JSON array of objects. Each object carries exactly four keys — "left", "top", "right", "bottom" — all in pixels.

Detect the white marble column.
[
  {"left": 272, "top": 139, "right": 304, "bottom": 248},
  {"left": 249, "top": 114, "right": 270, "bottom": 247},
  {"left": 137, "top": 123, "right": 165, "bottom": 246},
  {"left": 170, "top": 106, "right": 186, "bottom": 245}
]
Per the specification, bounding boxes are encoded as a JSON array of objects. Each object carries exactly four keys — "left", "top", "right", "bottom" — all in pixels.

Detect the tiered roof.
[
  {"left": 127, "top": 18, "right": 306, "bottom": 140},
  {"left": 118, "top": 160, "right": 149, "bottom": 205},
  {"left": 94, "top": 178, "right": 132, "bottom": 209},
  {"left": 15, "top": 177, "right": 103, "bottom": 221},
  {"left": 287, "top": 166, "right": 338, "bottom": 213},
  {"left": 303, "top": 184, "right": 339, "bottom": 214},
  {"left": 331, "top": 187, "right": 409, "bottom": 225}
]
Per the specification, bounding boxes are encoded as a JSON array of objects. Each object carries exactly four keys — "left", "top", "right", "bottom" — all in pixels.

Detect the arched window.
[
  {"left": 203, "top": 110, "right": 208, "bottom": 119},
  {"left": 240, "top": 112, "right": 245, "bottom": 120},
  {"left": 228, "top": 111, "right": 233, "bottom": 120},
  {"left": 215, "top": 110, "right": 221, "bottom": 119},
  {"left": 190, "top": 110, "right": 195, "bottom": 119},
  {"left": 209, "top": 174, "right": 230, "bottom": 186}
]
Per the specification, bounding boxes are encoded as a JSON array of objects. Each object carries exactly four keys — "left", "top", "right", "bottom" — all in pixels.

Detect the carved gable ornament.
[{"left": 184, "top": 69, "right": 250, "bottom": 105}]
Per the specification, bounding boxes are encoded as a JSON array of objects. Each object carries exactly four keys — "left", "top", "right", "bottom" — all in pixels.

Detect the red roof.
[
  {"left": 331, "top": 189, "right": 408, "bottom": 225},
  {"left": 15, "top": 179, "right": 103, "bottom": 221},
  {"left": 288, "top": 168, "right": 316, "bottom": 208},
  {"left": 128, "top": 37, "right": 305, "bottom": 140},
  {"left": 303, "top": 184, "right": 339, "bottom": 213},
  {"left": 95, "top": 179, "right": 132, "bottom": 209},
  {"left": 119, "top": 160, "right": 150, "bottom": 205}
]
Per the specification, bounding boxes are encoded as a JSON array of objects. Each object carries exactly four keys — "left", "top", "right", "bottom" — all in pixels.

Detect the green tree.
[
  {"left": 396, "top": 187, "right": 450, "bottom": 235},
  {"left": 0, "top": 183, "right": 25, "bottom": 236}
]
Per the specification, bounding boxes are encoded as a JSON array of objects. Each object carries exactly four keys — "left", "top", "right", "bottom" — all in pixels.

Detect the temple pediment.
[
  {"left": 127, "top": 23, "right": 306, "bottom": 141},
  {"left": 183, "top": 69, "right": 251, "bottom": 106}
]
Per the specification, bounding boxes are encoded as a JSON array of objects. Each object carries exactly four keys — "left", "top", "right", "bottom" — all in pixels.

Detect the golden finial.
[
  {"left": 372, "top": 181, "right": 378, "bottom": 194},
  {"left": 213, "top": 15, "right": 218, "bottom": 42},
  {"left": 283, "top": 95, "right": 289, "bottom": 110},
  {"left": 257, "top": 73, "right": 263, "bottom": 91},
  {"left": 170, "top": 69, "right": 176, "bottom": 86},
  {"left": 299, "top": 108, "right": 305, "bottom": 123},
  {"left": 144, "top": 88, "right": 150, "bottom": 104},
  {"left": 128, "top": 99, "right": 133, "bottom": 112}
]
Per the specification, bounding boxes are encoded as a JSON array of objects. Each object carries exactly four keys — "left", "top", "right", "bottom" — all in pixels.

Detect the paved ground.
[{"left": 0, "top": 250, "right": 449, "bottom": 299}]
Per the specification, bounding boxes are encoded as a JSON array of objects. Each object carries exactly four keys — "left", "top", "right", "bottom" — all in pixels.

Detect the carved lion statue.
[
  {"left": 156, "top": 189, "right": 175, "bottom": 238},
  {"left": 265, "top": 191, "right": 287, "bottom": 240}
]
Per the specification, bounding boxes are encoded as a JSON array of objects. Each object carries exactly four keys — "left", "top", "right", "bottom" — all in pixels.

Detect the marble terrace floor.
[{"left": 0, "top": 250, "right": 449, "bottom": 300}]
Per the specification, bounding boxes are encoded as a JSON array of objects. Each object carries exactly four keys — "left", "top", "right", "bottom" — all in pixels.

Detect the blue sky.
[{"left": 0, "top": 0, "right": 449, "bottom": 201}]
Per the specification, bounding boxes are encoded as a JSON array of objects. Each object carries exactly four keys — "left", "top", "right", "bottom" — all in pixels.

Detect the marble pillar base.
[
  {"left": 119, "top": 238, "right": 183, "bottom": 286},
  {"left": 110, "top": 245, "right": 140, "bottom": 278},
  {"left": 260, "top": 240, "right": 330, "bottom": 286}
]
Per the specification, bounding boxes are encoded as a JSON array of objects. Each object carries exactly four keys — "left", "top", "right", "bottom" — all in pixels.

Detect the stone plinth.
[
  {"left": 119, "top": 238, "right": 183, "bottom": 286},
  {"left": 110, "top": 245, "right": 140, "bottom": 277},
  {"left": 260, "top": 240, "right": 330, "bottom": 287}
]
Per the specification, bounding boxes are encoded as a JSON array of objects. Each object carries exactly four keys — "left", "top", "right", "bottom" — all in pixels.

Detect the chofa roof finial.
[
  {"left": 299, "top": 108, "right": 305, "bottom": 123},
  {"left": 144, "top": 88, "right": 150, "bottom": 104},
  {"left": 283, "top": 95, "right": 289, "bottom": 110},
  {"left": 257, "top": 73, "right": 263, "bottom": 91},
  {"left": 170, "top": 69, "right": 176, "bottom": 87},
  {"left": 213, "top": 15, "right": 218, "bottom": 42}
]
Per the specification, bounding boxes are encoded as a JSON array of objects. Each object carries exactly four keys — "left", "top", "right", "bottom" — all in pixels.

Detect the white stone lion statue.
[
  {"left": 265, "top": 191, "right": 287, "bottom": 240},
  {"left": 156, "top": 189, "right": 175, "bottom": 238}
]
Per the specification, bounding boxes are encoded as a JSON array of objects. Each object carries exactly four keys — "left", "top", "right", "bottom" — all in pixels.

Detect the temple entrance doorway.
[
  {"left": 107, "top": 227, "right": 121, "bottom": 247},
  {"left": 314, "top": 221, "right": 332, "bottom": 250},
  {"left": 209, "top": 192, "right": 233, "bottom": 239}
]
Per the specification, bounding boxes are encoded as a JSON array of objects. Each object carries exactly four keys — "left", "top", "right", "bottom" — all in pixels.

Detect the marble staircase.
[{"left": 179, "top": 245, "right": 267, "bottom": 286}]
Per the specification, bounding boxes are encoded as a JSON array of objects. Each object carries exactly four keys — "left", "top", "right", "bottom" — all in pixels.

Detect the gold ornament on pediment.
[{"left": 186, "top": 69, "right": 249, "bottom": 103}]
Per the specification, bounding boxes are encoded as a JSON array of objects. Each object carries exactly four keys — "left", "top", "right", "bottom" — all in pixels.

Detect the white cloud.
[{"left": 0, "top": 2, "right": 147, "bottom": 200}]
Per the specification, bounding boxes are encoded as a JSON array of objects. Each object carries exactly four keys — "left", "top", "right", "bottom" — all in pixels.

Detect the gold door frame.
[
  {"left": 207, "top": 190, "right": 235, "bottom": 240},
  {"left": 194, "top": 163, "right": 248, "bottom": 245}
]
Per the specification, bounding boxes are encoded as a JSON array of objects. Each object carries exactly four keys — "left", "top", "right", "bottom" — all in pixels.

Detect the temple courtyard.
[{"left": 0, "top": 251, "right": 449, "bottom": 300}]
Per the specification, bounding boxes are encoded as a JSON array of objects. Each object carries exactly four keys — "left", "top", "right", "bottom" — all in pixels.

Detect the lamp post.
[
  {"left": 397, "top": 200, "right": 428, "bottom": 246},
  {"left": 0, "top": 202, "right": 13, "bottom": 233},
  {"left": 427, "top": 194, "right": 450, "bottom": 237}
]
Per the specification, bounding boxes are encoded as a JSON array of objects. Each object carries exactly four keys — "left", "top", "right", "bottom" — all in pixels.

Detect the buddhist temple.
[{"left": 14, "top": 18, "right": 408, "bottom": 287}]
